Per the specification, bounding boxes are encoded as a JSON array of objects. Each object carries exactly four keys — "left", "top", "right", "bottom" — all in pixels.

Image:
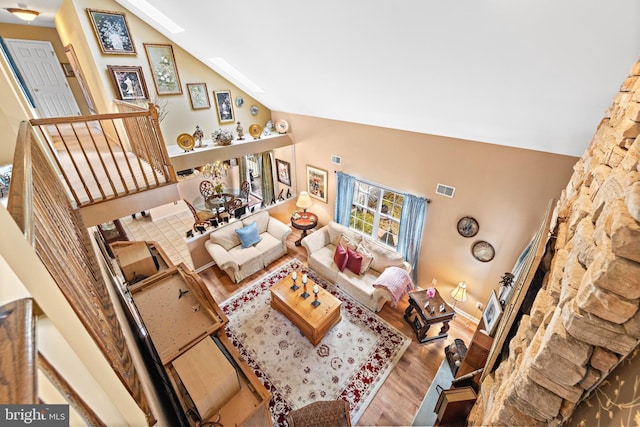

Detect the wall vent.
[
  {"left": 331, "top": 155, "right": 342, "bottom": 165},
  {"left": 436, "top": 183, "right": 455, "bottom": 198}
]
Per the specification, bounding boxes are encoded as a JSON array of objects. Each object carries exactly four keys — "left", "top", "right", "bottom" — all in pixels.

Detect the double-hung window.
[{"left": 349, "top": 181, "right": 404, "bottom": 249}]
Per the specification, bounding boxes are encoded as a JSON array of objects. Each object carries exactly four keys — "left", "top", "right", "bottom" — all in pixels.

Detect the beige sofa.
[
  {"left": 301, "top": 221, "right": 412, "bottom": 312},
  {"left": 204, "top": 210, "right": 291, "bottom": 283}
]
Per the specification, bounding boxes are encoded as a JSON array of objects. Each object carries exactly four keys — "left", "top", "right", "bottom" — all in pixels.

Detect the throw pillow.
[
  {"left": 338, "top": 234, "right": 358, "bottom": 251},
  {"left": 333, "top": 243, "right": 349, "bottom": 272},
  {"left": 356, "top": 243, "right": 374, "bottom": 275},
  {"left": 346, "top": 246, "right": 363, "bottom": 275},
  {"left": 235, "top": 221, "right": 262, "bottom": 248}
]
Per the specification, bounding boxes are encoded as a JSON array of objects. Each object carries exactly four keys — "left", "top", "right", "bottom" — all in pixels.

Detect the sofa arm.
[
  {"left": 204, "top": 241, "right": 238, "bottom": 273},
  {"left": 300, "top": 225, "right": 330, "bottom": 255},
  {"left": 267, "top": 218, "right": 292, "bottom": 242},
  {"left": 401, "top": 261, "right": 412, "bottom": 274}
]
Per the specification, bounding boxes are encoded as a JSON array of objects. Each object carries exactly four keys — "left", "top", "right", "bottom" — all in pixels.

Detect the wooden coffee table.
[{"left": 270, "top": 273, "right": 341, "bottom": 346}]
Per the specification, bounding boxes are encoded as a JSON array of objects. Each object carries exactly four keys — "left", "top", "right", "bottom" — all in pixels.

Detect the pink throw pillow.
[
  {"left": 346, "top": 247, "right": 363, "bottom": 275},
  {"left": 333, "top": 244, "right": 349, "bottom": 272}
]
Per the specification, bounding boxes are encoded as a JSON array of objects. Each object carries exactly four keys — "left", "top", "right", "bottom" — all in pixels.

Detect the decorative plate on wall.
[
  {"left": 457, "top": 216, "right": 479, "bottom": 237},
  {"left": 250, "top": 105, "right": 259, "bottom": 115},
  {"left": 472, "top": 241, "right": 495, "bottom": 262},
  {"left": 275, "top": 119, "right": 289, "bottom": 134},
  {"left": 248, "top": 124, "right": 262, "bottom": 139},
  {"left": 176, "top": 133, "right": 195, "bottom": 151}
]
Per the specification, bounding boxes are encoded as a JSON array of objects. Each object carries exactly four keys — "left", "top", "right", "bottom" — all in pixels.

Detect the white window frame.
[{"left": 349, "top": 180, "right": 403, "bottom": 248}]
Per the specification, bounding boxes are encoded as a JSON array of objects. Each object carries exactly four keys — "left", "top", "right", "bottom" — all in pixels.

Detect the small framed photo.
[
  {"left": 186, "top": 83, "right": 210, "bottom": 109},
  {"left": 482, "top": 291, "right": 503, "bottom": 336},
  {"left": 214, "top": 90, "right": 235, "bottom": 124},
  {"left": 61, "top": 63, "right": 74, "bottom": 77},
  {"left": 87, "top": 9, "right": 136, "bottom": 55},
  {"left": 144, "top": 43, "right": 182, "bottom": 95},
  {"left": 306, "top": 165, "right": 328, "bottom": 203},
  {"left": 276, "top": 159, "right": 291, "bottom": 186},
  {"left": 107, "top": 65, "right": 148, "bottom": 100}
]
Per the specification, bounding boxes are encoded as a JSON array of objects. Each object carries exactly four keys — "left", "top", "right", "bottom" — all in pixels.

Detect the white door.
[{"left": 5, "top": 38, "right": 80, "bottom": 118}]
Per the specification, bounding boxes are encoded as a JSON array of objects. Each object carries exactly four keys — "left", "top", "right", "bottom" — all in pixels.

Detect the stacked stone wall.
[{"left": 469, "top": 59, "right": 640, "bottom": 426}]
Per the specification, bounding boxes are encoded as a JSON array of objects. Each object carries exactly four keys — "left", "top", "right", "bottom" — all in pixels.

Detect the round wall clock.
[
  {"left": 472, "top": 241, "right": 495, "bottom": 262},
  {"left": 457, "top": 216, "right": 479, "bottom": 237}
]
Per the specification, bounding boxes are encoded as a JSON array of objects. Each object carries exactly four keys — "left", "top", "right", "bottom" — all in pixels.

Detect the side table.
[
  {"left": 403, "top": 289, "right": 455, "bottom": 343},
  {"left": 291, "top": 211, "right": 318, "bottom": 246}
]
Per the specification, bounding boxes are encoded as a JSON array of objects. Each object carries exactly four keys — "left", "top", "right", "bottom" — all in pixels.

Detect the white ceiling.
[{"left": 2, "top": 0, "right": 640, "bottom": 157}]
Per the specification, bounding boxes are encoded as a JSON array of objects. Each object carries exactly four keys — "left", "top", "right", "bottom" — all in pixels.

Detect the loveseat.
[
  {"left": 204, "top": 210, "right": 291, "bottom": 283},
  {"left": 301, "top": 221, "right": 412, "bottom": 312}
]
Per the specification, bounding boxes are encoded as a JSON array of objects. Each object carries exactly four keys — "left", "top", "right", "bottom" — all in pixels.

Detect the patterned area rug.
[{"left": 221, "top": 258, "right": 410, "bottom": 426}]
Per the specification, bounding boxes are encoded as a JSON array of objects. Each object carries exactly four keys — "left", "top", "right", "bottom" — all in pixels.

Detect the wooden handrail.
[{"left": 28, "top": 104, "right": 177, "bottom": 208}]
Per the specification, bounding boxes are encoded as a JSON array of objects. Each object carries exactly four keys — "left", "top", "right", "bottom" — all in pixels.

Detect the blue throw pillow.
[{"left": 235, "top": 221, "right": 262, "bottom": 248}]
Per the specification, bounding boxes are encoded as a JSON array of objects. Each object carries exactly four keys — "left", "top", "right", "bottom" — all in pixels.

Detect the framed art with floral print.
[
  {"left": 186, "top": 83, "right": 210, "bottom": 109},
  {"left": 107, "top": 65, "right": 148, "bottom": 100},
  {"left": 144, "top": 43, "right": 182, "bottom": 95},
  {"left": 306, "top": 165, "right": 328, "bottom": 203},
  {"left": 276, "top": 159, "right": 291, "bottom": 186},
  {"left": 87, "top": 9, "right": 136, "bottom": 55}
]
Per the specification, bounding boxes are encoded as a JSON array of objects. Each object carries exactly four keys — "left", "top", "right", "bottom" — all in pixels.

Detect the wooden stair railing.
[
  {"left": 7, "top": 122, "right": 156, "bottom": 424},
  {"left": 27, "top": 102, "right": 177, "bottom": 208}
]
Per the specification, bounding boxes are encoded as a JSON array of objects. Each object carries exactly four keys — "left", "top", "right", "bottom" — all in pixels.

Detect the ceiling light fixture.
[
  {"left": 124, "top": 0, "right": 184, "bottom": 34},
  {"left": 208, "top": 57, "right": 265, "bottom": 94},
  {"left": 5, "top": 8, "right": 40, "bottom": 22}
]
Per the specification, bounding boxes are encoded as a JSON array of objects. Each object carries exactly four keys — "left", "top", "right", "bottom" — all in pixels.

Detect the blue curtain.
[
  {"left": 334, "top": 172, "right": 355, "bottom": 225},
  {"left": 397, "top": 194, "right": 428, "bottom": 281}
]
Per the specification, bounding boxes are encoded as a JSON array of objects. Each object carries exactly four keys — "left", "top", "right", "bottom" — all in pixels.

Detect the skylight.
[
  {"left": 208, "top": 58, "right": 265, "bottom": 94},
  {"left": 124, "top": 0, "right": 184, "bottom": 34}
]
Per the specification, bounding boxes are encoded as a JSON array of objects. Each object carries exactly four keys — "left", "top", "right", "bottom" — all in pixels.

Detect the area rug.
[
  {"left": 220, "top": 258, "right": 410, "bottom": 426},
  {"left": 411, "top": 359, "right": 454, "bottom": 426}
]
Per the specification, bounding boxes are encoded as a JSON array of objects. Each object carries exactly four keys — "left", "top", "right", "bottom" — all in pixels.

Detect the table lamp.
[
  {"left": 450, "top": 281, "right": 468, "bottom": 311},
  {"left": 296, "top": 191, "right": 313, "bottom": 212}
]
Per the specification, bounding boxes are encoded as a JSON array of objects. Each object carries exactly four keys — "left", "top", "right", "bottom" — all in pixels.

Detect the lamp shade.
[
  {"left": 450, "top": 281, "right": 468, "bottom": 303},
  {"left": 5, "top": 8, "right": 39, "bottom": 21},
  {"left": 296, "top": 191, "right": 313, "bottom": 211}
]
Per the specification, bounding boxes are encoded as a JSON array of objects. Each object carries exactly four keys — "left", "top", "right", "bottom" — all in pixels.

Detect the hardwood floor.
[{"left": 198, "top": 229, "right": 476, "bottom": 427}]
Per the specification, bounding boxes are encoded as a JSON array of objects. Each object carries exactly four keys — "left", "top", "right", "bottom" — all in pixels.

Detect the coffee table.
[{"left": 270, "top": 273, "right": 341, "bottom": 346}]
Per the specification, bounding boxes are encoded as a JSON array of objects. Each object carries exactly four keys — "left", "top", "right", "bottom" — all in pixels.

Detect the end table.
[
  {"left": 291, "top": 211, "right": 318, "bottom": 246},
  {"left": 403, "top": 289, "right": 454, "bottom": 343}
]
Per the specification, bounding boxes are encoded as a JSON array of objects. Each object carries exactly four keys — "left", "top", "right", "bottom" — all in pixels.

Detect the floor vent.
[{"left": 436, "top": 183, "right": 455, "bottom": 198}]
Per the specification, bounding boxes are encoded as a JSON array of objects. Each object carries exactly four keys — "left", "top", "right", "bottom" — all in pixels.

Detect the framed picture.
[
  {"left": 107, "top": 65, "right": 148, "bottom": 100},
  {"left": 144, "top": 43, "right": 182, "bottom": 95},
  {"left": 65, "top": 44, "right": 96, "bottom": 113},
  {"left": 306, "top": 165, "right": 328, "bottom": 203},
  {"left": 61, "top": 63, "right": 74, "bottom": 77},
  {"left": 276, "top": 159, "right": 291, "bottom": 186},
  {"left": 186, "top": 83, "right": 210, "bottom": 109},
  {"left": 214, "top": 90, "right": 235, "bottom": 124},
  {"left": 86, "top": 9, "right": 136, "bottom": 55},
  {"left": 482, "top": 291, "right": 503, "bottom": 336}
]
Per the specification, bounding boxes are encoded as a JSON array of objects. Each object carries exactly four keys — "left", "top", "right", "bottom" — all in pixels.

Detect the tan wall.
[
  {"left": 55, "top": 0, "right": 271, "bottom": 146},
  {"left": 0, "top": 22, "right": 92, "bottom": 115},
  {"left": 273, "top": 112, "right": 578, "bottom": 316}
]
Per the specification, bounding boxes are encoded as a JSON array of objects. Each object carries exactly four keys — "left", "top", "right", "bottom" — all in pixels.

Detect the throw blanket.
[{"left": 372, "top": 266, "right": 415, "bottom": 307}]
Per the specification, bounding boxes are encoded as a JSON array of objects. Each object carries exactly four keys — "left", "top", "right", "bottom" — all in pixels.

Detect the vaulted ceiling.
[{"left": 2, "top": 0, "right": 639, "bottom": 156}]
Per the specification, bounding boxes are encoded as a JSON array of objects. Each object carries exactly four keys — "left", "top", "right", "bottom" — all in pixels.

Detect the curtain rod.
[{"left": 334, "top": 170, "right": 431, "bottom": 203}]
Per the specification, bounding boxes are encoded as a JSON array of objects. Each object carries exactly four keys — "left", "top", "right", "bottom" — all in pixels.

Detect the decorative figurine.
[
  {"left": 262, "top": 120, "right": 273, "bottom": 137},
  {"left": 193, "top": 125, "right": 204, "bottom": 148},
  {"left": 236, "top": 121, "right": 245, "bottom": 140}
]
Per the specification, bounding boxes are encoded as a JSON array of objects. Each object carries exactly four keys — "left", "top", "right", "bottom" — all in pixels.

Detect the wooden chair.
[
  {"left": 199, "top": 180, "right": 216, "bottom": 199},
  {"left": 219, "top": 197, "right": 244, "bottom": 222},
  {"left": 286, "top": 400, "right": 352, "bottom": 427},
  {"left": 183, "top": 199, "right": 215, "bottom": 233}
]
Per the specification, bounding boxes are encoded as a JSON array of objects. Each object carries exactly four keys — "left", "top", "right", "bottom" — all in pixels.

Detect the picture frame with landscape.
[
  {"left": 186, "top": 83, "right": 210, "bottom": 109},
  {"left": 482, "top": 291, "right": 503, "bottom": 336},
  {"left": 107, "top": 65, "right": 148, "bottom": 100},
  {"left": 87, "top": 9, "right": 136, "bottom": 55},
  {"left": 276, "top": 159, "right": 291, "bottom": 186},
  {"left": 306, "top": 165, "right": 328, "bottom": 203},
  {"left": 214, "top": 90, "right": 235, "bottom": 124},
  {"left": 144, "top": 43, "right": 182, "bottom": 95}
]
